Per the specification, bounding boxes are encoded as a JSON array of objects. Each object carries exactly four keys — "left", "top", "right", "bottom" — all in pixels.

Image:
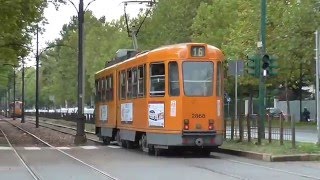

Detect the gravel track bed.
[
  {"left": 0, "top": 121, "right": 45, "bottom": 147},
  {"left": 2, "top": 120, "right": 98, "bottom": 147}
]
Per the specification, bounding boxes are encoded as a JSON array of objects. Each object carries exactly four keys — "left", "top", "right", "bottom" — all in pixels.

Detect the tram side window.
[
  {"left": 120, "top": 71, "right": 126, "bottom": 100},
  {"left": 101, "top": 78, "right": 105, "bottom": 101},
  {"left": 216, "top": 62, "right": 222, "bottom": 96},
  {"left": 104, "top": 77, "right": 108, "bottom": 101},
  {"left": 106, "top": 75, "right": 113, "bottom": 101},
  {"left": 150, "top": 63, "right": 165, "bottom": 97},
  {"left": 95, "top": 80, "right": 99, "bottom": 102},
  {"left": 127, "top": 69, "right": 132, "bottom": 99},
  {"left": 99, "top": 79, "right": 102, "bottom": 101},
  {"left": 169, "top": 62, "right": 179, "bottom": 96},
  {"left": 105, "top": 77, "right": 108, "bottom": 101},
  {"left": 138, "top": 65, "right": 145, "bottom": 97},
  {"left": 132, "top": 68, "right": 138, "bottom": 98},
  {"left": 109, "top": 75, "right": 113, "bottom": 100}
]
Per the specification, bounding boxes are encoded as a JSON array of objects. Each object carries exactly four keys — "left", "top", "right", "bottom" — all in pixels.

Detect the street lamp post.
[
  {"left": 64, "top": 0, "right": 99, "bottom": 144},
  {"left": 5, "top": 91, "right": 8, "bottom": 117},
  {"left": 21, "top": 59, "right": 25, "bottom": 123},
  {"left": 36, "top": 25, "right": 40, "bottom": 128},
  {"left": 74, "top": 0, "right": 87, "bottom": 144},
  {"left": 7, "top": 83, "right": 10, "bottom": 117},
  {"left": 12, "top": 67, "right": 16, "bottom": 120}
]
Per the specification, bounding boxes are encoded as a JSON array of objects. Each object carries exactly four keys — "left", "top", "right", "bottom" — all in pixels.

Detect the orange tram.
[
  {"left": 94, "top": 43, "right": 224, "bottom": 156},
  {"left": 9, "top": 101, "right": 22, "bottom": 118}
]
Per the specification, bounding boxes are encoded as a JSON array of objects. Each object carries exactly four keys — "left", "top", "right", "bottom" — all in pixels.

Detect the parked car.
[{"left": 266, "top": 107, "right": 283, "bottom": 118}]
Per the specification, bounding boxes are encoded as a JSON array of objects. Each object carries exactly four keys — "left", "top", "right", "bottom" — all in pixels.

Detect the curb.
[{"left": 217, "top": 148, "right": 320, "bottom": 162}]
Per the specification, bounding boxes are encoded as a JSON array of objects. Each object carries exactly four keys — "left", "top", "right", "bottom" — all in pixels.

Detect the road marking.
[
  {"left": 107, "top": 145, "right": 121, "bottom": 149},
  {"left": 0, "top": 146, "right": 13, "bottom": 150},
  {"left": 80, "top": 146, "right": 98, "bottom": 149},
  {"left": 56, "top": 147, "right": 71, "bottom": 150},
  {"left": 24, "top": 147, "right": 41, "bottom": 150}
]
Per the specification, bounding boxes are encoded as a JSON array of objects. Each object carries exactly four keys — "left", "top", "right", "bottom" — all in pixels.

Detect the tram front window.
[{"left": 183, "top": 61, "right": 213, "bottom": 96}]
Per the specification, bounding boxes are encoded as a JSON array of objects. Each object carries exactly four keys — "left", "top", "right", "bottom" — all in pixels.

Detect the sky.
[{"left": 26, "top": 0, "right": 146, "bottom": 66}]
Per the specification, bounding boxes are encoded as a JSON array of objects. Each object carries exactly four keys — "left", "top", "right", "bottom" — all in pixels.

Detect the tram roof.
[{"left": 95, "top": 43, "right": 223, "bottom": 75}]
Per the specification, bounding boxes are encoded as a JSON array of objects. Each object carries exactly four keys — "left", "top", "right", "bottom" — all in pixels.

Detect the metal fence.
[
  {"left": 224, "top": 114, "right": 295, "bottom": 146},
  {"left": 25, "top": 112, "right": 95, "bottom": 124}
]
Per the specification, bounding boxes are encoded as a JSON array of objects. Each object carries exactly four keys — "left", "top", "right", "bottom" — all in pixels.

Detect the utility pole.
[
  {"left": 316, "top": 30, "right": 320, "bottom": 145},
  {"left": 13, "top": 67, "right": 16, "bottom": 120},
  {"left": 299, "top": 62, "right": 302, "bottom": 122},
  {"left": 21, "top": 59, "right": 25, "bottom": 123},
  {"left": 7, "top": 85, "right": 10, "bottom": 117},
  {"left": 36, "top": 25, "right": 39, "bottom": 128},
  {"left": 258, "top": 0, "right": 267, "bottom": 144},
  {"left": 235, "top": 61, "right": 238, "bottom": 123},
  {"left": 5, "top": 91, "right": 8, "bottom": 117},
  {"left": 74, "top": 0, "right": 87, "bottom": 144}
]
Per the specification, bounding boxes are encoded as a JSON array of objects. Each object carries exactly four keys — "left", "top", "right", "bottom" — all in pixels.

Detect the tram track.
[
  {"left": 3, "top": 120, "right": 118, "bottom": 180},
  {"left": 25, "top": 119, "right": 101, "bottom": 144},
  {"left": 19, "top": 118, "right": 320, "bottom": 180},
  {"left": 0, "top": 125, "right": 40, "bottom": 180}
]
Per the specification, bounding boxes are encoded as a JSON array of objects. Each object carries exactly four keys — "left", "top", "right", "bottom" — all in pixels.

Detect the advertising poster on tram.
[
  {"left": 100, "top": 105, "right": 108, "bottom": 121},
  {"left": 121, "top": 103, "right": 133, "bottom": 122},
  {"left": 148, "top": 103, "right": 165, "bottom": 127}
]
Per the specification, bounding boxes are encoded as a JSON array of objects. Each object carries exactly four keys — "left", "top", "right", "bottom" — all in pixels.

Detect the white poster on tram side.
[
  {"left": 217, "top": 99, "right": 221, "bottom": 117},
  {"left": 100, "top": 105, "right": 108, "bottom": 121},
  {"left": 170, "top": 100, "right": 176, "bottom": 117},
  {"left": 148, "top": 103, "right": 165, "bottom": 127},
  {"left": 121, "top": 103, "right": 133, "bottom": 122}
]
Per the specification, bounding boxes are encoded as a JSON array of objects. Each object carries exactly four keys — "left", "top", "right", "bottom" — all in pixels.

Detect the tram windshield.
[{"left": 182, "top": 61, "right": 213, "bottom": 96}]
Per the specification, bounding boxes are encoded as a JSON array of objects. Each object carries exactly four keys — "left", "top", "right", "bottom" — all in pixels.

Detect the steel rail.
[
  {"left": 26, "top": 116, "right": 95, "bottom": 134},
  {"left": 26, "top": 120, "right": 100, "bottom": 143},
  {"left": 0, "top": 126, "right": 40, "bottom": 180},
  {"left": 5, "top": 120, "right": 118, "bottom": 180}
]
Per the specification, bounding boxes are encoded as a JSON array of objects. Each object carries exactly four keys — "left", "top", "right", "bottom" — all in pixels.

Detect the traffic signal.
[
  {"left": 261, "top": 54, "right": 278, "bottom": 77},
  {"left": 246, "top": 54, "right": 260, "bottom": 78},
  {"left": 269, "top": 56, "right": 278, "bottom": 76},
  {"left": 262, "top": 54, "right": 270, "bottom": 76}
]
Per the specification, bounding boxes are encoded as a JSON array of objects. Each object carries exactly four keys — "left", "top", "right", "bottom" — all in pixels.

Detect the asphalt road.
[
  {"left": 0, "top": 146, "right": 114, "bottom": 180},
  {"left": 1, "top": 145, "right": 320, "bottom": 180}
]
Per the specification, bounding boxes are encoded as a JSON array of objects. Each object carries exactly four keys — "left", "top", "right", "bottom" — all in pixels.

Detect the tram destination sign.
[{"left": 191, "top": 46, "right": 205, "bottom": 57}]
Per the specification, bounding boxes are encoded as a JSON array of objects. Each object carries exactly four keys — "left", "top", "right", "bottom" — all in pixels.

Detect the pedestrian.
[{"left": 302, "top": 107, "right": 310, "bottom": 122}]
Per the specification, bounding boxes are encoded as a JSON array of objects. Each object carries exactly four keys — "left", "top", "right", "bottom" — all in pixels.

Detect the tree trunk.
[{"left": 285, "top": 81, "right": 290, "bottom": 121}]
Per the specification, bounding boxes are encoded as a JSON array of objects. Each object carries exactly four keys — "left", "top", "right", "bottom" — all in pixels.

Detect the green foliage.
[
  {"left": 34, "top": 11, "right": 131, "bottom": 108},
  {"left": 191, "top": 0, "right": 238, "bottom": 48},
  {"left": 138, "top": 0, "right": 211, "bottom": 49},
  {"left": 9, "top": 0, "right": 320, "bottom": 108},
  {"left": 0, "top": 0, "right": 51, "bottom": 64},
  {"left": 0, "top": 0, "right": 66, "bottom": 105},
  {"left": 267, "top": 0, "right": 320, "bottom": 91}
]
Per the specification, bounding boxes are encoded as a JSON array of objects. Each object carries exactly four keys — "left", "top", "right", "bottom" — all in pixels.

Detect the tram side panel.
[
  {"left": 115, "top": 58, "right": 149, "bottom": 144},
  {"left": 95, "top": 71, "right": 117, "bottom": 142}
]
